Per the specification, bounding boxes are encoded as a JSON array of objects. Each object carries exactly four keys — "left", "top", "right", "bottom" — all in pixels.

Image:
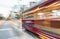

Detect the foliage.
[{"left": 0, "top": 16, "right": 5, "bottom": 20}]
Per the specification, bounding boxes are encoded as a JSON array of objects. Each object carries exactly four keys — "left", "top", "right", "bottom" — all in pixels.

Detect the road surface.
[{"left": 0, "top": 21, "right": 39, "bottom": 39}]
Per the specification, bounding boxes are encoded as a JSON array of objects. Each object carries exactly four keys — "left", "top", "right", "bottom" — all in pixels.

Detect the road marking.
[{"left": 0, "top": 28, "right": 12, "bottom": 31}]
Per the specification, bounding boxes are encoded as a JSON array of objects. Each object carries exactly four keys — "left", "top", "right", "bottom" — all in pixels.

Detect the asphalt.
[{"left": 0, "top": 21, "right": 39, "bottom": 39}]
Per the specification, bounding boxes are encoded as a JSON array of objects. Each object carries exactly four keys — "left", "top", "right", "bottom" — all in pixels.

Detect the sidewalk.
[
  {"left": 10, "top": 22, "right": 38, "bottom": 39},
  {"left": 9, "top": 20, "right": 40, "bottom": 39},
  {"left": 9, "top": 20, "right": 22, "bottom": 31},
  {"left": 0, "top": 20, "right": 5, "bottom": 24},
  {"left": 10, "top": 19, "right": 21, "bottom": 23}
]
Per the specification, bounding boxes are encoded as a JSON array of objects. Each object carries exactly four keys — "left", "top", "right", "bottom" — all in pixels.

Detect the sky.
[
  {"left": 0, "top": 0, "right": 19, "bottom": 18},
  {"left": 0, "top": 0, "right": 40, "bottom": 18}
]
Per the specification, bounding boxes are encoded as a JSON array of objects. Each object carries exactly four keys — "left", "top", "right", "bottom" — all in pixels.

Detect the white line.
[{"left": 0, "top": 28, "right": 12, "bottom": 31}]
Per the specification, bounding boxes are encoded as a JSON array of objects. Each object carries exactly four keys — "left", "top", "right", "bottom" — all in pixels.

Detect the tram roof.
[{"left": 22, "top": 0, "right": 58, "bottom": 13}]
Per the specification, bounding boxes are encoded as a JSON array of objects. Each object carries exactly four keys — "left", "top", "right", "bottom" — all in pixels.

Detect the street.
[{"left": 0, "top": 21, "right": 38, "bottom": 39}]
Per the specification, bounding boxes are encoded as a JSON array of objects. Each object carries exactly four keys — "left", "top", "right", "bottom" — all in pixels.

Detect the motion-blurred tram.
[
  {"left": 22, "top": 19, "right": 60, "bottom": 39},
  {"left": 22, "top": 0, "right": 60, "bottom": 39}
]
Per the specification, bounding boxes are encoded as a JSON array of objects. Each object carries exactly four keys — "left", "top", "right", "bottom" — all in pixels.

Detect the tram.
[{"left": 22, "top": 0, "right": 60, "bottom": 39}]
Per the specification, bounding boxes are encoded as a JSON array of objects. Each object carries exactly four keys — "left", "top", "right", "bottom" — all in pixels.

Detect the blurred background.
[{"left": 0, "top": 0, "right": 60, "bottom": 39}]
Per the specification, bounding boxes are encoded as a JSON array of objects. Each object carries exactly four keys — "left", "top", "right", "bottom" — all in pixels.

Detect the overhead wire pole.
[
  {"left": 6, "top": 11, "right": 12, "bottom": 20},
  {"left": 17, "top": 0, "right": 23, "bottom": 19},
  {"left": 15, "top": 0, "right": 23, "bottom": 30}
]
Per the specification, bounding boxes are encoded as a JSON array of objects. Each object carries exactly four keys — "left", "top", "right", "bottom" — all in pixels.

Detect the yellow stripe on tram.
[{"left": 39, "top": 34, "right": 50, "bottom": 39}]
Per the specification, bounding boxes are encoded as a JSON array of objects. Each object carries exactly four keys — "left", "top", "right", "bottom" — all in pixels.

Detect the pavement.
[
  {"left": 0, "top": 20, "right": 38, "bottom": 39},
  {"left": 0, "top": 20, "right": 5, "bottom": 24}
]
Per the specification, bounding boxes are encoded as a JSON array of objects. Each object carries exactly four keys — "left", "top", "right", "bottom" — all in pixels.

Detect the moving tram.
[{"left": 22, "top": 0, "right": 60, "bottom": 39}]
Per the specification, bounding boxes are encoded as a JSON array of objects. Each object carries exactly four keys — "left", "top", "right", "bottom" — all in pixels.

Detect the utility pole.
[{"left": 7, "top": 11, "right": 12, "bottom": 20}]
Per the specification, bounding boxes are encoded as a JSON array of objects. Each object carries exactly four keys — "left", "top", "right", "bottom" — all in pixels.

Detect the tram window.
[
  {"left": 26, "top": 16, "right": 34, "bottom": 18},
  {"left": 25, "top": 21, "right": 33, "bottom": 23},
  {"left": 24, "top": 20, "right": 34, "bottom": 27},
  {"left": 51, "top": 10, "right": 60, "bottom": 17},
  {"left": 26, "top": 23, "right": 34, "bottom": 27}
]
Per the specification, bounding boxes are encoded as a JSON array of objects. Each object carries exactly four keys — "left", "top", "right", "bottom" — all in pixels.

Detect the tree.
[{"left": 0, "top": 14, "right": 5, "bottom": 20}]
